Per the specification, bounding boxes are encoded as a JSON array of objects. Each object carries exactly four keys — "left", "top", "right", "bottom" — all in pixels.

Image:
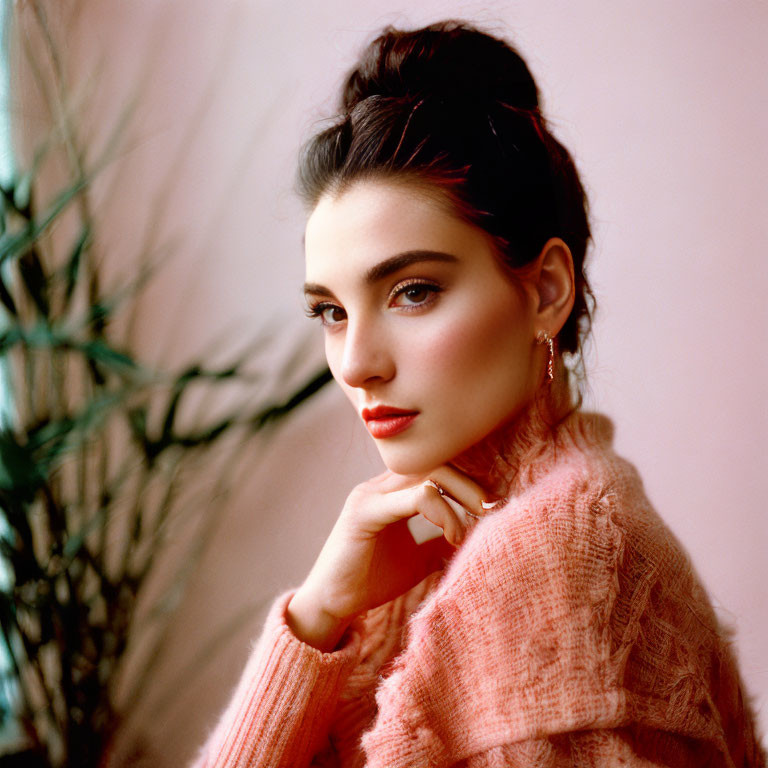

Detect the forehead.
[{"left": 304, "top": 179, "right": 490, "bottom": 280}]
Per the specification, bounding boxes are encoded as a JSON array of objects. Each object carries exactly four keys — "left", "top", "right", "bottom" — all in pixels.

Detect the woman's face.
[{"left": 303, "top": 178, "right": 541, "bottom": 476}]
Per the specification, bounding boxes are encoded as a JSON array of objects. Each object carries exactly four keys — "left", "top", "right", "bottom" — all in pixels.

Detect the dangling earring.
[{"left": 535, "top": 330, "right": 555, "bottom": 382}]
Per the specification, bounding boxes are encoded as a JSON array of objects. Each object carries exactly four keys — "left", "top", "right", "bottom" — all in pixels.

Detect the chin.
[{"left": 377, "top": 447, "right": 449, "bottom": 478}]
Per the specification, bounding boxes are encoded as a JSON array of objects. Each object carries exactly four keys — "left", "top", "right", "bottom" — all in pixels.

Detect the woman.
[{"left": 191, "top": 21, "right": 764, "bottom": 767}]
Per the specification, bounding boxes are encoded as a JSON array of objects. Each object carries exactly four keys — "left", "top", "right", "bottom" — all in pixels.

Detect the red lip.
[
  {"left": 361, "top": 406, "right": 419, "bottom": 439},
  {"left": 361, "top": 405, "right": 418, "bottom": 421}
]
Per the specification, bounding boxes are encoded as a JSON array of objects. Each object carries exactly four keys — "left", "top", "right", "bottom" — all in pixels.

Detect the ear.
[{"left": 531, "top": 238, "right": 575, "bottom": 336}]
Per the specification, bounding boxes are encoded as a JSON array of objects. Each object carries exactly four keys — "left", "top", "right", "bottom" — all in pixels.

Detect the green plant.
[{"left": 0, "top": 5, "right": 332, "bottom": 766}]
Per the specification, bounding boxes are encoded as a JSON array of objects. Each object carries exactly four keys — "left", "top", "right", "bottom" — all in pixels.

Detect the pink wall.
[{"left": 12, "top": 1, "right": 767, "bottom": 763}]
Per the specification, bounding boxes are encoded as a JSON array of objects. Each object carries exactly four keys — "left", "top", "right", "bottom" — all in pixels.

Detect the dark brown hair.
[{"left": 298, "top": 20, "right": 595, "bottom": 375}]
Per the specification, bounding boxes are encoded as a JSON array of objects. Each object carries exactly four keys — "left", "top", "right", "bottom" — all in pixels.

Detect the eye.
[
  {"left": 390, "top": 280, "right": 441, "bottom": 309},
  {"left": 304, "top": 302, "right": 347, "bottom": 326}
]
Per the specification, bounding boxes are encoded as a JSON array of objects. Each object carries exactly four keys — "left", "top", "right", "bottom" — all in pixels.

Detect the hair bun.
[{"left": 342, "top": 21, "right": 539, "bottom": 114}]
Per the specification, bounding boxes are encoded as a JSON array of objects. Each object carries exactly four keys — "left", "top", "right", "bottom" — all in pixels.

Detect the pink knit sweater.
[{"left": 190, "top": 411, "right": 765, "bottom": 767}]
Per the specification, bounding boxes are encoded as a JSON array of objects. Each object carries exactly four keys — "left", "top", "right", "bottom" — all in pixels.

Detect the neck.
[{"left": 450, "top": 375, "right": 574, "bottom": 501}]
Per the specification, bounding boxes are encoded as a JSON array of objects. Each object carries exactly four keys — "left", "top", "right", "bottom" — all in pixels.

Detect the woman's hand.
[{"left": 286, "top": 466, "right": 488, "bottom": 651}]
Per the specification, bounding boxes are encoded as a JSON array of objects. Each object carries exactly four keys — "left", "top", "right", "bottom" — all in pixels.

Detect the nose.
[{"left": 338, "top": 315, "right": 395, "bottom": 389}]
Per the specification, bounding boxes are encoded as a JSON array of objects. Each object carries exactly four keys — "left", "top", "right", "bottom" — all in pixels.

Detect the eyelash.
[{"left": 304, "top": 279, "right": 442, "bottom": 327}]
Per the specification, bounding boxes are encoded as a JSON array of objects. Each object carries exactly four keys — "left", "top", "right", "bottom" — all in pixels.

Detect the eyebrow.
[{"left": 303, "top": 250, "right": 458, "bottom": 298}]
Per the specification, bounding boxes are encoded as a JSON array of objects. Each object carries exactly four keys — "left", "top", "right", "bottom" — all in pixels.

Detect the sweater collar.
[{"left": 450, "top": 390, "right": 615, "bottom": 504}]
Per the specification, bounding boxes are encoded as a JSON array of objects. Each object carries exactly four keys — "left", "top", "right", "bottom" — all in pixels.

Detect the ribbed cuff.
[
  {"left": 199, "top": 590, "right": 364, "bottom": 768},
  {"left": 253, "top": 589, "right": 364, "bottom": 676}
]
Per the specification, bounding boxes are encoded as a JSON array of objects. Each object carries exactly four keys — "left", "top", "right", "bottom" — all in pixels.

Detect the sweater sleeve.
[{"left": 189, "top": 589, "right": 365, "bottom": 768}]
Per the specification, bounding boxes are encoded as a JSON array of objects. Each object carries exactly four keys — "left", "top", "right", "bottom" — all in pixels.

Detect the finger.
[
  {"left": 416, "top": 482, "right": 466, "bottom": 546},
  {"left": 428, "top": 466, "right": 494, "bottom": 519},
  {"left": 423, "top": 479, "right": 471, "bottom": 526},
  {"left": 377, "top": 482, "right": 465, "bottom": 546},
  {"left": 442, "top": 492, "right": 474, "bottom": 526},
  {"left": 356, "top": 477, "right": 467, "bottom": 547}
]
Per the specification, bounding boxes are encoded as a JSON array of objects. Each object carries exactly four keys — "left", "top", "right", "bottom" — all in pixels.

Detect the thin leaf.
[
  {"left": 0, "top": 428, "right": 46, "bottom": 500},
  {"left": 12, "top": 171, "right": 32, "bottom": 213},
  {"left": 0, "top": 322, "right": 138, "bottom": 374},
  {"left": 26, "top": 391, "right": 126, "bottom": 457},
  {"left": 0, "top": 175, "right": 87, "bottom": 267},
  {"left": 62, "top": 506, "right": 108, "bottom": 562},
  {"left": 0, "top": 269, "right": 18, "bottom": 316},
  {"left": 175, "top": 418, "right": 232, "bottom": 448},
  {"left": 126, "top": 405, "right": 147, "bottom": 441},
  {"left": 250, "top": 366, "right": 332, "bottom": 430},
  {"left": 77, "top": 340, "right": 136, "bottom": 370},
  {"left": 0, "top": 179, "right": 28, "bottom": 220},
  {"left": 62, "top": 225, "right": 90, "bottom": 307},
  {"left": 1, "top": 138, "right": 54, "bottom": 221},
  {"left": 85, "top": 301, "right": 110, "bottom": 329},
  {"left": 18, "top": 247, "right": 50, "bottom": 317},
  {"left": 0, "top": 323, "right": 42, "bottom": 354}
]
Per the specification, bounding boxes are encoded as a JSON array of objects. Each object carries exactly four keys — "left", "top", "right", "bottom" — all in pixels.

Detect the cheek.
[{"left": 417, "top": 295, "right": 528, "bottom": 382}]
